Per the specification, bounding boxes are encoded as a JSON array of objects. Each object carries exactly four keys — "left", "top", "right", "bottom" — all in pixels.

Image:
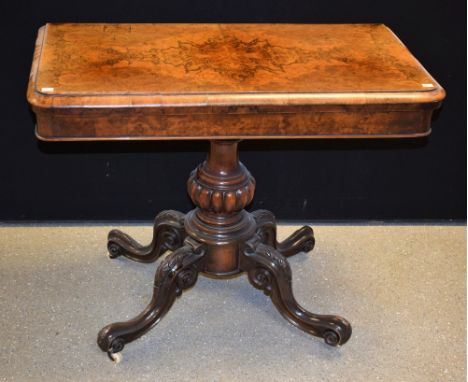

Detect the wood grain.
[{"left": 27, "top": 23, "right": 445, "bottom": 140}]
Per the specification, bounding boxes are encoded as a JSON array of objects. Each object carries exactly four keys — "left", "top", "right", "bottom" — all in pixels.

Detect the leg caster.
[
  {"left": 240, "top": 242, "right": 351, "bottom": 346},
  {"left": 107, "top": 210, "right": 186, "bottom": 263},
  {"left": 97, "top": 239, "right": 205, "bottom": 359},
  {"left": 252, "top": 210, "right": 315, "bottom": 257}
]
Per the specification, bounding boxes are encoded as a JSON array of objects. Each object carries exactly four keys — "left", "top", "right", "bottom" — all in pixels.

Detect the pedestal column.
[{"left": 185, "top": 140, "right": 256, "bottom": 276}]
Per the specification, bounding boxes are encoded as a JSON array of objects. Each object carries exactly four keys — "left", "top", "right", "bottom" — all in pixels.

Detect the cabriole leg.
[
  {"left": 97, "top": 239, "right": 205, "bottom": 360},
  {"left": 240, "top": 242, "right": 351, "bottom": 346},
  {"left": 107, "top": 210, "right": 186, "bottom": 263},
  {"left": 252, "top": 210, "right": 315, "bottom": 257}
]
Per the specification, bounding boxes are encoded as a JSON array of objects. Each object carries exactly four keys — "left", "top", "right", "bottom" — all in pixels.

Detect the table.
[{"left": 27, "top": 23, "right": 445, "bottom": 361}]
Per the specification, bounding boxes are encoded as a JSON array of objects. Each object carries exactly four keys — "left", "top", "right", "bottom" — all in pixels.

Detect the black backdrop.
[{"left": 0, "top": 0, "right": 466, "bottom": 221}]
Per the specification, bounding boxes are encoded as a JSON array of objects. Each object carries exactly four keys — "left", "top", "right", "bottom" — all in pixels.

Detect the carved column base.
[{"left": 97, "top": 141, "right": 351, "bottom": 361}]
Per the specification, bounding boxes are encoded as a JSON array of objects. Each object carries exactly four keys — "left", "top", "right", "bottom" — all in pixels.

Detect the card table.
[{"left": 27, "top": 23, "right": 445, "bottom": 361}]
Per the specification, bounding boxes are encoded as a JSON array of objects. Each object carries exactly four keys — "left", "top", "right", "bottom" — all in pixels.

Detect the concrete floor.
[{"left": 0, "top": 224, "right": 465, "bottom": 382}]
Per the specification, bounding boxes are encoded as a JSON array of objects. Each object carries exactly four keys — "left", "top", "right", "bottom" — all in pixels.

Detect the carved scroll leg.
[
  {"left": 98, "top": 239, "right": 205, "bottom": 360},
  {"left": 107, "top": 210, "right": 186, "bottom": 263},
  {"left": 276, "top": 226, "right": 315, "bottom": 257},
  {"left": 240, "top": 243, "right": 351, "bottom": 346},
  {"left": 252, "top": 209, "right": 315, "bottom": 257}
]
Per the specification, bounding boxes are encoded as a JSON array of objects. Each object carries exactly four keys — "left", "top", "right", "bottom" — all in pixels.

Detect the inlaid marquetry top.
[{"left": 27, "top": 23, "right": 445, "bottom": 140}]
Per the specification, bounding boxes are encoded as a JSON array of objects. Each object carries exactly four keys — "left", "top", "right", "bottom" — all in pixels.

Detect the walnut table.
[{"left": 27, "top": 23, "right": 445, "bottom": 361}]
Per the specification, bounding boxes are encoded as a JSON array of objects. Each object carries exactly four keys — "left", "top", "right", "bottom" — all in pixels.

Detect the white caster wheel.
[{"left": 108, "top": 351, "right": 123, "bottom": 364}]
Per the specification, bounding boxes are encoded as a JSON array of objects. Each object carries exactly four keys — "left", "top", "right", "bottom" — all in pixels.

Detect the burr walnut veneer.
[{"left": 27, "top": 23, "right": 444, "bottom": 361}]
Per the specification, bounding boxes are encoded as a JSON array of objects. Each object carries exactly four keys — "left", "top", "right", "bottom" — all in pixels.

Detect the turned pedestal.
[{"left": 97, "top": 140, "right": 352, "bottom": 360}]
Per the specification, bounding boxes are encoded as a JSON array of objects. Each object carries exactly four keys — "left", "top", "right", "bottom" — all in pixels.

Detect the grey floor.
[{"left": 0, "top": 224, "right": 466, "bottom": 382}]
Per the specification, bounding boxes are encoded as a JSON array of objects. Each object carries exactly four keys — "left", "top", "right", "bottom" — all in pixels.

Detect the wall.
[{"left": 0, "top": 0, "right": 465, "bottom": 221}]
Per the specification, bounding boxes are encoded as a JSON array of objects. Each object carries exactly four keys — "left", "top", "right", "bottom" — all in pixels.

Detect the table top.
[{"left": 27, "top": 23, "right": 445, "bottom": 141}]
